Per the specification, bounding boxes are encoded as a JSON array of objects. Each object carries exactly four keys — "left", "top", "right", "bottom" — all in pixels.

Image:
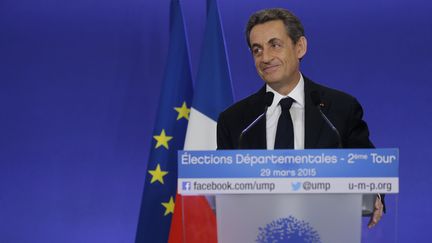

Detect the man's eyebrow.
[
  {"left": 268, "top": 37, "right": 281, "bottom": 44},
  {"left": 251, "top": 43, "right": 262, "bottom": 49},
  {"left": 251, "top": 37, "right": 282, "bottom": 49}
]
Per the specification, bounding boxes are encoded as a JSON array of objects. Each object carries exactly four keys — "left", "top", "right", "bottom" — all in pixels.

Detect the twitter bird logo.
[{"left": 291, "top": 182, "right": 301, "bottom": 191}]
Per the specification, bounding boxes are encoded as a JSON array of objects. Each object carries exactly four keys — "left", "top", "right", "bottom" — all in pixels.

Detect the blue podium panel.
[{"left": 178, "top": 148, "right": 398, "bottom": 194}]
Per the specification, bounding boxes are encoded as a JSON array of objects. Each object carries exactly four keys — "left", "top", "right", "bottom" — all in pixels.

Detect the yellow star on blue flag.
[
  {"left": 174, "top": 101, "right": 190, "bottom": 120},
  {"left": 148, "top": 164, "right": 168, "bottom": 184},
  {"left": 153, "top": 129, "right": 173, "bottom": 149},
  {"left": 161, "top": 196, "right": 175, "bottom": 216}
]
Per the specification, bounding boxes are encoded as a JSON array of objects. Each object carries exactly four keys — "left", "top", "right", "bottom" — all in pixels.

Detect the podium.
[{"left": 178, "top": 149, "right": 399, "bottom": 243}]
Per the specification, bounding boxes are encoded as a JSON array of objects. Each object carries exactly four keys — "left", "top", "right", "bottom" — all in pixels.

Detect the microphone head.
[
  {"left": 264, "top": 92, "right": 274, "bottom": 107},
  {"left": 310, "top": 91, "right": 321, "bottom": 107}
]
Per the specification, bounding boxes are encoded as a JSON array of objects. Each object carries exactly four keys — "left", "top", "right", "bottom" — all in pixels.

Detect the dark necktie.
[{"left": 274, "top": 97, "right": 294, "bottom": 149}]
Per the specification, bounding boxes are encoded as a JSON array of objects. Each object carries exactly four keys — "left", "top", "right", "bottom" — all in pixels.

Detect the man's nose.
[{"left": 261, "top": 48, "right": 273, "bottom": 63}]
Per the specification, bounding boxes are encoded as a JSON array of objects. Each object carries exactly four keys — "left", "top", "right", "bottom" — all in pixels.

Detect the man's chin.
[{"left": 261, "top": 77, "right": 282, "bottom": 85}]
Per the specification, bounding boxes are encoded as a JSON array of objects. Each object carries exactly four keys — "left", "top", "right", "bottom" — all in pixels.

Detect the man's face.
[{"left": 249, "top": 20, "right": 306, "bottom": 90}]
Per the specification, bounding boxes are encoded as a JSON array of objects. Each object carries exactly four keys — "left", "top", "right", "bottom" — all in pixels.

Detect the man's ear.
[{"left": 296, "top": 36, "right": 307, "bottom": 59}]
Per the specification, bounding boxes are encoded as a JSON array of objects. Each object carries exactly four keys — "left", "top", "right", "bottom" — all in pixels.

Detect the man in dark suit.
[{"left": 216, "top": 8, "right": 384, "bottom": 228}]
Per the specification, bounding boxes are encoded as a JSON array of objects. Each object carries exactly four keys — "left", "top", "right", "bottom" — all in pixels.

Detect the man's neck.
[{"left": 268, "top": 72, "right": 301, "bottom": 96}]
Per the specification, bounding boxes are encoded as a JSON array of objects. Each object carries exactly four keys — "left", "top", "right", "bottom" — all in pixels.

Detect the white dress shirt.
[{"left": 266, "top": 74, "right": 305, "bottom": 150}]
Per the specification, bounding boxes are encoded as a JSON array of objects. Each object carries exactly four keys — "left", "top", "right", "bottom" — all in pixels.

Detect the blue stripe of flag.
[{"left": 192, "top": 0, "right": 234, "bottom": 121}]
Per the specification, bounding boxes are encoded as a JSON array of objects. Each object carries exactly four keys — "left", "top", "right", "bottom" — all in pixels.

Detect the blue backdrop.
[{"left": 1, "top": 0, "right": 431, "bottom": 242}]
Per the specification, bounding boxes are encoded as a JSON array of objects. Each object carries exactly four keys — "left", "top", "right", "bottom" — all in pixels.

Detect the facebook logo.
[{"left": 182, "top": 181, "right": 191, "bottom": 191}]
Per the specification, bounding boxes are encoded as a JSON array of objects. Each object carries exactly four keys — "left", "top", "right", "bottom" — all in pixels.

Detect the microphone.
[
  {"left": 238, "top": 92, "right": 274, "bottom": 149},
  {"left": 310, "top": 91, "right": 343, "bottom": 148}
]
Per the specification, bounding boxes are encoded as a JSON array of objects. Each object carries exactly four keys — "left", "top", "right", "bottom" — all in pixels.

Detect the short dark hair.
[{"left": 245, "top": 8, "right": 305, "bottom": 48}]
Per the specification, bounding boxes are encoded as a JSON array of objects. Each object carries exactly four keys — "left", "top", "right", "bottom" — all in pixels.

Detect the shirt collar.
[{"left": 266, "top": 73, "right": 305, "bottom": 109}]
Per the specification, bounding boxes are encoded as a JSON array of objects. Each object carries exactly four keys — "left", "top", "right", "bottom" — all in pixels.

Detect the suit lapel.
[
  {"left": 304, "top": 77, "right": 326, "bottom": 148},
  {"left": 244, "top": 86, "right": 267, "bottom": 149},
  {"left": 244, "top": 78, "right": 330, "bottom": 149}
]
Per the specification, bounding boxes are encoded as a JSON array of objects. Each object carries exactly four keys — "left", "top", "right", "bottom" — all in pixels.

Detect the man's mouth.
[{"left": 262, "top": 64, "right": 280, "bottom": 73}]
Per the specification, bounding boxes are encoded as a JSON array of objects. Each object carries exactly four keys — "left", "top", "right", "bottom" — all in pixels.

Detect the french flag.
[{"left": 169, "top": 0, "right": 234, "bottom": 242}]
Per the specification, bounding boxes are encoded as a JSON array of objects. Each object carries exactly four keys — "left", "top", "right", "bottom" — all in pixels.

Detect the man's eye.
[
  {"left": 252, "top": 48, "right": 262, "bottom": 55},
  {"left": 271, "top": 43, "right": 281, "bottom": 48}
]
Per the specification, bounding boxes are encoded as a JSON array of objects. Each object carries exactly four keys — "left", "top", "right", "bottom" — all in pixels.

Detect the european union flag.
[{"left": 135, "top": 0, "right": 193, "bottom": 242}]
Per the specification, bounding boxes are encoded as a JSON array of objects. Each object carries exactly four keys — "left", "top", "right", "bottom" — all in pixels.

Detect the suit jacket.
[
  {"left": 216, "top": 77, "right": 383, "bottom": 212},
  {"left": 217, "top": 76, "right": 374, "bottom": 150}
]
